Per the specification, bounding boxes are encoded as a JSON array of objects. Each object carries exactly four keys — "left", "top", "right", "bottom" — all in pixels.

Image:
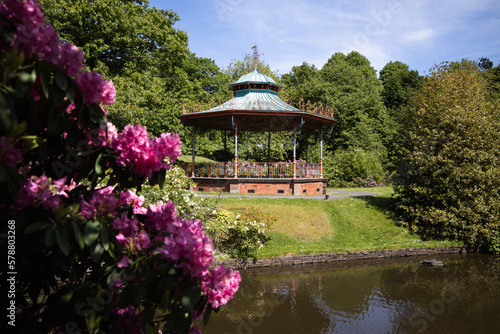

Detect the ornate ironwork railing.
[{"left": 184, "top": 162, "right": 321, "bottom": 178}]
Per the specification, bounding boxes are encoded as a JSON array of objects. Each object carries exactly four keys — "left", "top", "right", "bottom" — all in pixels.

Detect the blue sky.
[{"left": 149, "top": 0, "right": 500, "bottom": 76}]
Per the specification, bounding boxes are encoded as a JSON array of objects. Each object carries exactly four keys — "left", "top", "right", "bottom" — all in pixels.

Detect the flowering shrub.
[
  {"left": 205, "top": 208, "right": 274, "bottom": 259},
  {"left": 140, "top": 166, "right": 213, "bottom": 220},
  {"left": 0, "top": 1, "right": 239, "bottom": 333},
  {"left": 356, "top": 171, "right": 385, "bottom": 187}
]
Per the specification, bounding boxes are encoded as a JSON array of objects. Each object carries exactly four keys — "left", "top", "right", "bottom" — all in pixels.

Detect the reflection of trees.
[
  {"left": 380, "top": 254, "right": 500, "bottom": 333},
  {"left": 203, "top": 255, "right": 500, "bottom": 333}
]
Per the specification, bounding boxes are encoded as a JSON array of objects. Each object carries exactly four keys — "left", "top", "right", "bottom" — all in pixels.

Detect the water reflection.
[{"left": 200, "top": 254, "right": 500, "bottom": 334}]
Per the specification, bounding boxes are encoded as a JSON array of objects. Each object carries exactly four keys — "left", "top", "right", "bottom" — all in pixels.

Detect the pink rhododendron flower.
[
  {"left": 115, "top": 230, "right": 151, "bottom": 251},
  {"left": 101, "top": 80, "right": 116, "bottom": 105},
  {"left": 0, "top": 137, "right": 22, "bottom": 168},
  {"left": 152, "top": 132, "right": 182, "bottom": 166},
  {"left": 60, "top": 43, "right": 84, "bottom": 77},
  {"left": 119, "top": 190, "right": 146, "bottom": 214},
  {"left": 111, "top": 214, "right": 139, "bottom": 236},
  {"left": 145, "top": 201, "right": 177, "bottom": 233},
  {"left": 0, "top": 0, "right": 85, "bottom": 77},
  {"left": 157, "top": 218, "right": 213, "bottom": 278},
  {"left": 14, "top": 175, "right": 67, "bottom": 211},
  {"left": 79, "top": 186, "right": 118, "bottom": 219},
  {"left": 89, "top": 121, "right": 118, "bottom": 147},
  {"left": 117, "top": 256, "right": 131, "bottom": 268},
  {"left": 202, "top": 265, "right": 241, "bottom": 309},
  {"left": 112, "top": 124, "right": 182, "bottom": 178},
  {"left": 110, "top": 278, "right": 124, "bottom": 291},
  {"left": 76, "top": 70, "right": 105, "bottom": 104},
  {"left": 76, "top": 70, "right": 115, "bottom": 105}
]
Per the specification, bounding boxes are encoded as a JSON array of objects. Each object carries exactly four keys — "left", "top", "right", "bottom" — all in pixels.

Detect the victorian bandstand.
[{"left": 180, "top": 69, "right": 335, "bottom": 195}]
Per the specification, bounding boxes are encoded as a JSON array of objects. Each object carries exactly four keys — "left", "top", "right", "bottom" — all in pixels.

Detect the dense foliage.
[
  {"left": 205, "top": 207, "right": 274, "bottom": 259},
  {"left": 282, "top": 52, "right": 394, "bottom": 185},
  {"left": 0, "top": 1, "right": 240, "bottom": 333},
  {"left": 38, "top": 0, "right": 232, "bottom": 153},
  {"left": 394, "top": 60, "right": 500, "bottom": 249}
]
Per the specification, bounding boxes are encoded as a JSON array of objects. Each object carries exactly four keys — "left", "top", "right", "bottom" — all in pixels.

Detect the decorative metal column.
[
  {"left": 224, "top": 130, "right": 228, "bottom": 178},
  {"left": 267, "top": 131, "right": 271, "bottom": 177},
  {"left": 320, "top": 125, "right": 323, "bottom": 178},
  {"left": 234, "top": 116, "right": 238, "bottom": 178},
  {"left": 293, "top": 119, "right": 297, "bottom": 179},
  {"left": 306, "top": 129, "right": 309, "bottom": 163},
  {"left": 191, "top": 122, "right": 196, "bottom": 177}
]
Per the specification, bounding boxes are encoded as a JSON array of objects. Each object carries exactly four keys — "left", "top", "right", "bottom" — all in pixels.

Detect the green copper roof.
[
  {"left": 202, "top": 89, "right": 299, "bottom": 113},
  {"left": 230, "top": 69, "right": 282, "bottom": 87}
]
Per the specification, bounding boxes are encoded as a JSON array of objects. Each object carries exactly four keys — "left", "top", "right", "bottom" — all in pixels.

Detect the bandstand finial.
[{"left": 251, "top": 43, "right": 263, "bottom": 70}]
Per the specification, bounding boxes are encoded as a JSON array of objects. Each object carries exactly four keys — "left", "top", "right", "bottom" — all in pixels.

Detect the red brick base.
[{"left": 191, "top": 178, "right": 327, "bottom": 196}]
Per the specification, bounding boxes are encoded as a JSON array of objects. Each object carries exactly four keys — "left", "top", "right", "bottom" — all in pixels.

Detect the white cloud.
[{"left": 402, "top": 29, "right": 436, "bottom": 43}]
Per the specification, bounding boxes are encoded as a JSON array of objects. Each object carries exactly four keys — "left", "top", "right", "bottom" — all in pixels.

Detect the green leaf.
[
  {"left": 44, "top": 228, "right": 56, "bottom": 247},
  {"left": 24, "top": 222, "right": 48, "bottom": 234},
  {"left": 72, "top": 220, "right": 85, "bottom": 249},
  {"left": 181, "top": 284, "right": 201, "bottom": 312},
  {"left": 22, "top": 136, "right": 45, "bottom": 153},
  {"left": 55, "top": 71, "right": 68, "bottom": 90},
  {"left": 56, "top": 229, "right": 71, "bottom": 256},
  {"left": 37, "top": 61, "right": 50, "bottom": 99},
  {"left": 100, "top": 220, "right": 110, "bottom": 251},
  {"left": 203, "top": 304, "right": 213, "bottom": 326},
  {"left": 52, "top": 84, "right": 67, "bottom": 106},
  {"left": 10, "top": 121, "right": 26, "bottom": 137},
  {"left": 65, "top": 82, "right": 75, "bottom": 103},
  {"left": 159, "top": 285, "right": 172, "bottom": 310},
  {"left": 95, "top": 153, "right": 105, "bottom": 175},
  {"left": 7, "top": 49, "right": 24, "bottom": 69},
  {"left": 54, "top": 205, "right": 70, "bottom": 221},
  {"left": 90, "top": 241, "right": 104, "bottom": 262},
  {"left": 84, "top": 221, "right": 100, "bottom": 246}
]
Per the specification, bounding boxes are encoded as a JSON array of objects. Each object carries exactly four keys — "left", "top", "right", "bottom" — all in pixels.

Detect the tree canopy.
[{"left": 394, "top": 60, "right": 500, "bottom": 248}]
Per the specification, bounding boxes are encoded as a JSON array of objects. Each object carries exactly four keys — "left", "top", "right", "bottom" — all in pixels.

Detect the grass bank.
[{"left": 216, "top": 187, "right": 461, "bottom": 258}]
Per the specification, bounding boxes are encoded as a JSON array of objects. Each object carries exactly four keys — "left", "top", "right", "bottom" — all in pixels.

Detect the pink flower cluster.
[
  {"left": 112, "top": 124, "right": 181, "bottom": 178},
  {"left": 145, "top": 201, "right": 177, "bottom": 232},
  {"left": 0, "top": 137, "right": 22, "bottom": 168},
  {"left": 80, "top": 186, "right": 118, "bottom": 219},
  {"left": 112, "top": 214, "right": 150, "bottom": 252},
  {"left": 0, "top": 0, "right": 84, "bottom": 77},
  {"left": 89, "top": 121, "right": 118, "bottom": 147},
  {"left": 15, "top": 175, "right": 67, "bottom": 211},
  {"left": 76, "top": 71, "right": 116, "bottom": 105},
  {"left": 119, "top": 190, "right": 146, "bottom": 215},
  {"left": 158, "top": 218, "right": 214, "bottom": 278},
  {"left": 1, "top": 0, "right": 115, "bottom": 106},
  {"left": 202, "top": 265, "right": 241, "bottom": 309}
]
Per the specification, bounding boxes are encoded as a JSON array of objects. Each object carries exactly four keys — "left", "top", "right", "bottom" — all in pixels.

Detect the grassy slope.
[{"left": 217, "top": 187, "right": 461, "bottom": 258}]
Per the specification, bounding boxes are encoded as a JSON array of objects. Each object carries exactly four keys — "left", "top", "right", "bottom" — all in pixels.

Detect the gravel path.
[{"left": 196, "top": 190, "right": 380, "bottom": 200}]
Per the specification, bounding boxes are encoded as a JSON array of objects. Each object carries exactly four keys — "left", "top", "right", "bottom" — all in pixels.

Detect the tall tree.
[
  {"left": 379, "top": 61, "right": 421, "bottom": 112},
  {"left": 482, "top": 62, "right": 500, "bottom": 101},
  {"left": 39, "top": 0, "right": 189, "bottom": 80},
  {"left": 320, "top": 51, "right": 392, "bottom": 155},
  {"left": 394, "top": 60, "right": 500, "bottom": 248},
  {"left": 39, "top": 0, "right": 231, "bottom": 156}
]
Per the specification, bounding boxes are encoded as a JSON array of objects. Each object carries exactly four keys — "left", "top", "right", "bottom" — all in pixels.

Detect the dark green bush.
[
  {"left": 394, "top": 60, "right": 500, "bottom": 248},
  {"left": 324, "top": 148, "right": 385, "bottom": 187}
]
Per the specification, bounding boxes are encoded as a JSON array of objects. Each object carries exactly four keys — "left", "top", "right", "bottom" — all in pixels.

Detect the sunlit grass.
[{"left": 217, "top": 187, "right": 461, "bottom": 258}]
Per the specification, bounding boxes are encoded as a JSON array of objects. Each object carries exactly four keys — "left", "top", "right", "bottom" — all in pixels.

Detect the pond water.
[{"left": 200, "top": 254, "right": 500, "bottom": 334}]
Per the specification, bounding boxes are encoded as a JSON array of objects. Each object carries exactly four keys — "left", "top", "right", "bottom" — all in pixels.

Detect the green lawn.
[{"left": 217, "top": 187, "right": 461, "bottom": 258}]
